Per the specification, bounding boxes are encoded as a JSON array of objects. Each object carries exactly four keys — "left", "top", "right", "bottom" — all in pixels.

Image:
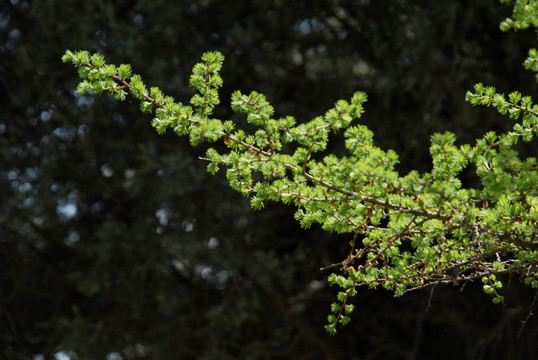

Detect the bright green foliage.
[
  {"left": 62, "top": 1, "right": 538, "bottom": 334},
  {"left": 499, "top": 0, "right": 538, "bottom": 31},
  {"left": 502, "top": 1, "right": 538, "bottom": 82}
]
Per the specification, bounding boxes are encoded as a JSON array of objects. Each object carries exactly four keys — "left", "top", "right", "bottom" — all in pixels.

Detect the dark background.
[{"left": 1, "top": 0, "right": 537, "bottom": 359}]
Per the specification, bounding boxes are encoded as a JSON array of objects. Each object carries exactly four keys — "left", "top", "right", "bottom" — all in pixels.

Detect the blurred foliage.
[{"left": 1, "top": 0, "right": 537, "bottom": 359}]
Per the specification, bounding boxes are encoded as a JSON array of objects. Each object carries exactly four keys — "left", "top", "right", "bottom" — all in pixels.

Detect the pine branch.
[{"left": 62, "top": 39, "right": 537, "bottom": 333}]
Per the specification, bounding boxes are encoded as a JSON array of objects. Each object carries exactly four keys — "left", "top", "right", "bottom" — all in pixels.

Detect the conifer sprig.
[{"left": 62, "top": 1, "right": 537, "bottom": 332}]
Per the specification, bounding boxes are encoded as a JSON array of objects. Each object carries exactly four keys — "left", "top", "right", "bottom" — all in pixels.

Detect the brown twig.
[{"left": 518, "top": 289, "right": 538, "bottom": 337}]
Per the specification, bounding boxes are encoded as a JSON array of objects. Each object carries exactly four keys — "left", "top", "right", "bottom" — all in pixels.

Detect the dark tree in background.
[{"left": 1, "top": 0, "right": 537, "bottom": 359}]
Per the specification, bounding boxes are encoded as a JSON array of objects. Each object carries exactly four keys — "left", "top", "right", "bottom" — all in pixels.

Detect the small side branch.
[{"left": 519, "top": 289, "right": 538, "bottom": 337}]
